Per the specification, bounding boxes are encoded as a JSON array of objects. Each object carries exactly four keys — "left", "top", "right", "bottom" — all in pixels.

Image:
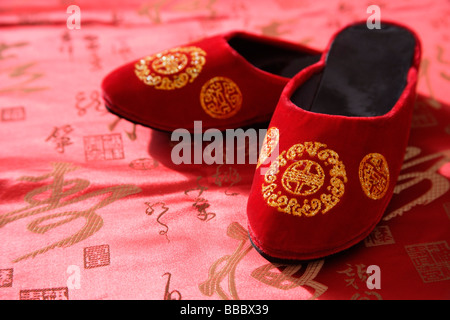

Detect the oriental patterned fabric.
[{"left": 0, "top": 0, "right": 449, "bottom": 300}]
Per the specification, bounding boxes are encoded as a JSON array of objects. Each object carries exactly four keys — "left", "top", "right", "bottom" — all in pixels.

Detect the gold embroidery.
[
  {"left": 134, "top": 46, "right": 206, "bottom": 90},
  {"left": 152, "top": 52, "right": 188, "bottom": 75},
  {"left": 282, "top": 160, "right": 325, "bottom": 196},
  {"left": 200, "top": 76, "right": 242, "bottom": 119},
  {"left": 359, "top": 153, "right": 389, "bottom": 200},
  {"left": 256, "top": 127, "right": 279, "bottom": 168},
  {"left": 261, "top": 142, "right": 347, "bottom": 217}
]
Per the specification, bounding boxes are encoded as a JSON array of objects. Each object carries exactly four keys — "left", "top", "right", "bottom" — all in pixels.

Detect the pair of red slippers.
[{"left": 102, "top": 21, "right": 421, "bottom": 261}]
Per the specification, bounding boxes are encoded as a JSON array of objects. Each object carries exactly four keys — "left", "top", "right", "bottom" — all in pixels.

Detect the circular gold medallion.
[
  {"left": 359, "top": 153, "right": 390, "bottom": 200},
  {"left": 200, "top": 77, "right": 242, "bottom": 119},
  {"left": 134, "top": 46, "right": 206, "bottom": 90},
  {"left": 282, "top": 160, "right": 325, "bottom": 196},
  {"left": 261, "top": 142, "right": 348, "bottom": 217},
  {"left": 151, "top": 52, "right": 188, "bottom": 75}
]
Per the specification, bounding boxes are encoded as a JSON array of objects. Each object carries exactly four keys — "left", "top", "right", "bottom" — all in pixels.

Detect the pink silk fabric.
[{"left": 0, "top": 0, "right": 449, "bottom": 300}]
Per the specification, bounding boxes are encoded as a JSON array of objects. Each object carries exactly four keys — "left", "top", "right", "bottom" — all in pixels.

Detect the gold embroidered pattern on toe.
[
  {"left": 261, "top": 142, "right": 348, "bottom": 217},
  {"left": 135, "top": 46, "right": 207, "bottom": 90}
]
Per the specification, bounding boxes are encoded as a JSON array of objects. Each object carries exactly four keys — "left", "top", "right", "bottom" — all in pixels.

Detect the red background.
[{"left": 0, "top": 0, "right": 449, "bottom": 300}]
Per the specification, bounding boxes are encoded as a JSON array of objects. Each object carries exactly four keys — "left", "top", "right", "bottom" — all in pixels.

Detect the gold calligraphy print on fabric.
[
  {"left": 163, "top": 272, "right": 182, "bottom": 300},
  {"left": 383, "top": 146, "right": 450, "bottom": 221},
  {"left": 257, "top": 127, "right": 279, "bottom": 168},
  {"left": 200, "top": 76, "right": 243, "bottom": 119},
  {"left": 337, "top": 263, "right": 383, "bottom": 300},
  {"left": 359, "top": 153, "right": 390, "bottom": 200},
  {"left": 134, "top": 46, "right": 206, "bottom": 90},
  {"left": 0, "top": 162, "right": 141, "bottom": 263},
  {"left": 251, "top": 260, "right": 327, "bottom": 300},
  {"left": 261, "top": 142, "right": 347, "bottom": 217},
  {"left": 199, "top": 222, "right": 252, "bottom": 300},
  {"left": 405, "top": 241, "right": 450, "bottom": 283}
]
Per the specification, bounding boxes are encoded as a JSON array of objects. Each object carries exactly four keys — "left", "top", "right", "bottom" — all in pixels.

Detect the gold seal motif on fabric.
[
  {"left": 257, "top": 127, "right": 279, "bottom": 168},
  {"left": 200, "top": 76, "right": 243, "bottom": 119},
  {"left": 359, "top": 153, "right": 390, "bottom": 200},
  {"left": 134, "top": 46, "right": 206, "bottom": 90},
  {"left": 261, "top": 142, "right": 348, "bottom": 217}
]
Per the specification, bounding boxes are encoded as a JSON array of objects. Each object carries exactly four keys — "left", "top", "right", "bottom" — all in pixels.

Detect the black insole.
[
  {"left": 228, "top": 36, "right": 321, "bottom": 78},
  {"left": 291, "top": 22, "right": 416, "bottom": 117}
]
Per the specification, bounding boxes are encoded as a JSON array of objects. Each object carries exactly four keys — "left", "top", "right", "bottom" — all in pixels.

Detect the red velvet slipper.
[
  {"left": 101, "top": 31, "right": 320, "bottom": 132},
  {"left": 247, "top": 21, "right": 422, "bottom": 261}
]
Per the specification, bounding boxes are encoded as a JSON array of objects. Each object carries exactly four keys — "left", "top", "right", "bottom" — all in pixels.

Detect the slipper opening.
[
  {"left": 227, "top": 35, "right": 321, "bottom": 78},
  {"left": 291, "top": 22, "right": 417, "bottom": 117}
]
